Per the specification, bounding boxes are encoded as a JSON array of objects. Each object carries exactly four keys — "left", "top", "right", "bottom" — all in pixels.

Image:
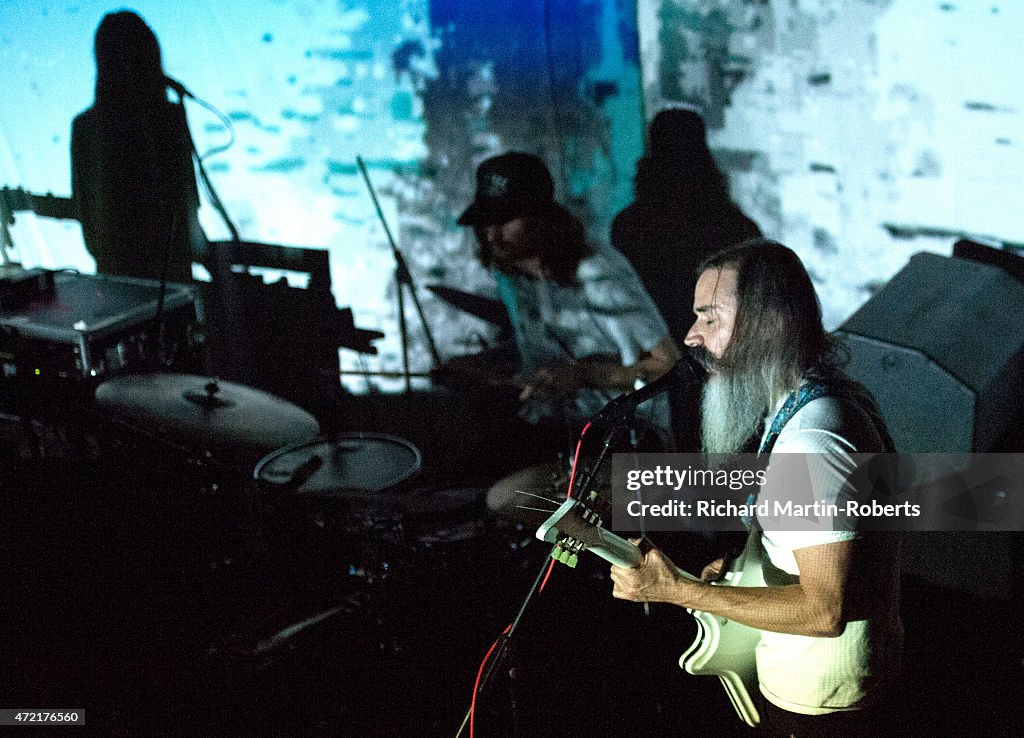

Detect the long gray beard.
[{"left": 700, "top": 371, "right": 775, "bottom": 456}]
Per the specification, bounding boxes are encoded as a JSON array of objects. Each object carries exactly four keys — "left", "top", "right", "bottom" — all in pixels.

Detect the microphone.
[
  {"left": 165, "top": 75, "right": 193, "bottom": 99},
  {"left": 589, "top": 350, "right": 705, "bottom": 427}
]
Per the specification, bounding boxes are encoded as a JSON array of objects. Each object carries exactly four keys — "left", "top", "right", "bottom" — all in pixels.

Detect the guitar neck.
[
  {"left": 1, "top": 187, "right": 77, "bottom": 221},
  {"left": 536, "top": 497, "right": 713, "bottom": 582}
]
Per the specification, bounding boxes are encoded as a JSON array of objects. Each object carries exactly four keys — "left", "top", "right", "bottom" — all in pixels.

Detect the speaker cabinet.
[
  {"left": 836, "top": 252, "right": 1024, "bottom": 598},
  {"left": 835, "top": 252, "right": 1024, "bottom": 453}
]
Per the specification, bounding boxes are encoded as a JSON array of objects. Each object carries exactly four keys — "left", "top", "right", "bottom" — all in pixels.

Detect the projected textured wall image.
[
  {"left": 638, "top": 0, "right": 1023, "bottom": 328},
  {"left": 0, "top": 0, "right": 644, "bottom": 393}
]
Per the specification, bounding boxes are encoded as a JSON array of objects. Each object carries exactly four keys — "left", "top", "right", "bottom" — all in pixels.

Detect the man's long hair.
[
  {"left": 637, "top": 108, "right": 730, "bottom": 204},
  {"left": 701, "top": 239, "right": 840, "bottom": 401},
  {"left": 476, "top": 203, "right": 591, "bottom": 286},
  {"left": 698, "top": 240, "right": 896, "bottom": 455}
]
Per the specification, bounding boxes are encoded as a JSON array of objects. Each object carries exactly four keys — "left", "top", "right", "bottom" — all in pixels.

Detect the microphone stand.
[
  {"left": 149, "top": 211, "right": 179, "bottom": 371},
  {"left": 454, "top": 416, "right": 633, "bottom": 738},
  {"left": 356, "top": 156, "right": 441, "bottom": 393},
  {"left": 174, "top": 84, "right": 241, "bottom": 378},
  {"left": 455, "top": 546, "right": 556, "bottom": 738}
]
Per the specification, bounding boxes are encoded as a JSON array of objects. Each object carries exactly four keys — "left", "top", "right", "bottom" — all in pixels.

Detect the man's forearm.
[{"left": 679, "top": 580, "right": 844, "bottom": 638}]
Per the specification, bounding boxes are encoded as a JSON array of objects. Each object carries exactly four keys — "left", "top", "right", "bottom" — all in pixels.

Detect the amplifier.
[{"left": 0, "top": 271, "right": 197, "bottom": 394}]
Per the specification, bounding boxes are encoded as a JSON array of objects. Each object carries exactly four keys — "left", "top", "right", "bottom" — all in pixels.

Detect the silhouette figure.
[
  {"left": 71, "top": 11, "right": 206, "bottom": 284},
  {"left": 612, "top": 108, "right": 761, "bottom": 347}
]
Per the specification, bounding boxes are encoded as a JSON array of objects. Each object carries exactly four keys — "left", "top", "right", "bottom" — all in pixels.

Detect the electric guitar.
[
  {"left": 1, "top": 186, "right": 77, "bottom": 258},
  {"left": 536, "top": 496, "right": 763, "bottom": 727}
]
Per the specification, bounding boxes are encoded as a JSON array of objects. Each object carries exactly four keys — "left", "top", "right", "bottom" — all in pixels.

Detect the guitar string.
[
  {"left": 515, "top": 504, "right": 560, "bottom": 513},
  {"left": 514, "top": 489, "right": 561, "bottom": 504}
]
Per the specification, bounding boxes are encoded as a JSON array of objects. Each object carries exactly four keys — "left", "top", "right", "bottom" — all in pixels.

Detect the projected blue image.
[{"left": 0, "top": 0, "right": 643, "bottom": 391}]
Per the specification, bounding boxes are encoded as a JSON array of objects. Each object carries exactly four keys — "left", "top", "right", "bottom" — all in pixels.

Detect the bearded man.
[{"left": 610, "top": 240, "right": 904, "bottom": 736}]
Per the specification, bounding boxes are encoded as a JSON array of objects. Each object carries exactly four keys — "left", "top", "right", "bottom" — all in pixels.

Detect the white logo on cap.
[{"left": 485, "top": 173, "right": 510, "bottom": 198}]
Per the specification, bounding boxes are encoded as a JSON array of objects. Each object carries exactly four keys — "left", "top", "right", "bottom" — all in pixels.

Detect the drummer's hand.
[
  {"left": 432, "top": 352, "right": 502, "bottom": 388},
  {"left": 519, "top": 365, "right": 582, "bottom": 401}
]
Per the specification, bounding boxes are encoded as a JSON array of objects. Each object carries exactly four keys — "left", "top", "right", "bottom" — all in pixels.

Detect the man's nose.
[{"left": 684, "top": 322, "right": 703, "bottom": 347}]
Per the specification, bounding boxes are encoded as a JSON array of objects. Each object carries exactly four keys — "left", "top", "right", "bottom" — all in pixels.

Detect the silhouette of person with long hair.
[
  {"left": 612, "top": 108, "right": 761, "bottom": 348},
  {"left": 612, "top": 108, "right": 761, "bottom": 452},
  {"left": 71, "top": 10, "right": 206, "bottom": 284}
]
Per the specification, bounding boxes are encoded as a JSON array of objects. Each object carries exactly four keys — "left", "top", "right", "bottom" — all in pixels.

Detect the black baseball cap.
[{"left": 457, "top": 151, "right": 556, "bottom": 226}]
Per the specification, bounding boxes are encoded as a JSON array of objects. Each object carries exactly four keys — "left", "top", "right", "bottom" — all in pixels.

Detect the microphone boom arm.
[{"left": 587, "top": 352, "right": 704, "bottom": 428}]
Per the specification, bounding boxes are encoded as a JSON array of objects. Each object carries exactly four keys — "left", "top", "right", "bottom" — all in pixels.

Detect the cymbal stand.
[{"left": 356, "top": 155, "right": 441, "bottom": 393}]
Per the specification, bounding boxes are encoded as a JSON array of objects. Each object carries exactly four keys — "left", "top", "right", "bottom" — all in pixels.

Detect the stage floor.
[{"left": 2, "top": 390, "right": 1023, "bottom": 736}]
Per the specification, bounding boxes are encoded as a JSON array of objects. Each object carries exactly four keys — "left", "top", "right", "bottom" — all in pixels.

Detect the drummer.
[{"left": 454, "top": 152, "right": 680, "bottom": 516}]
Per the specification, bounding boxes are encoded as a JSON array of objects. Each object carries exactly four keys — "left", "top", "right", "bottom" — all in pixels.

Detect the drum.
[
  {"left": 254, "top": 433, "right": 423, "bottom": 583},
  {"left": 401, "top": 484, "right": 489, "bottom": 545},
  {"left": 254, "top": 432, "right": 422, "bottom": 503}
]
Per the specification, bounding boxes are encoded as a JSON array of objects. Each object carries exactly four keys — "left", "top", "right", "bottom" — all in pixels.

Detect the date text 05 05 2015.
[{"left": 0, "top": 710, "right": 85, "bottom": 725}]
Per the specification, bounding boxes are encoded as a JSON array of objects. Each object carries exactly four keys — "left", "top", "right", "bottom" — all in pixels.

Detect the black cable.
[
  {"left": 190, "top": 96, "right": 236, "bottom": 162},
  {"left": 194, "top": 140, "right": 240, "bottom": 243},
  {"left": 172, "top": 86, "right": 240, "bottom": 243}
]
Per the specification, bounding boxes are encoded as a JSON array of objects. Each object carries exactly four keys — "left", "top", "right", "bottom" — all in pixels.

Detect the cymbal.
[
  {"left": 427, "top": 284, "right": 511, "bottom": 330},
  {"left": 95, "top": 373, "right": 320, "bottom": 454}
]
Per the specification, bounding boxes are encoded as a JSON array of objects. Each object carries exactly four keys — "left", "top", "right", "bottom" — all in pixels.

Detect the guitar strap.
[
  {"left": 758, "top": 381, "right": 832, "bottom": 458},
  {"left": 741, "top": 380, "right": 831, "bottom": 530}
]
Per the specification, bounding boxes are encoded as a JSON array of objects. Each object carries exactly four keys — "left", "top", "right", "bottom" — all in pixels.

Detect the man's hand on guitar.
[{"left": 610, "top": 542, "right": 702, "bottom": 606}]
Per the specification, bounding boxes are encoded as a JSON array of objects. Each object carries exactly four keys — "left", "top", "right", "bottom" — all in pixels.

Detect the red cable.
[
  {"left": 469, "top": 624, "right": 511, "bottom": 738},
  {"left": 566, "top": 421, "right": 592, "bottom": 499},
  {"left": 470, "top": 422, "right": 593, "bottom": 734},
  {"left": 538, "top": 421, "right": 591, "bottom": 593}
]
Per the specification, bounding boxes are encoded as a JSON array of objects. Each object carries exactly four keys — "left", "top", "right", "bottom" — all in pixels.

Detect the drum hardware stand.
[
  {"left": 147, "top": 211, "right": 179, "bottom": 371},
  {"left": 356, "top": 155, "right": 441, "bottom": 393}
]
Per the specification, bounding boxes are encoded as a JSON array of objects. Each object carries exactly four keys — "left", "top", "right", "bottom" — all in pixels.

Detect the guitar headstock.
[
  {"left": 536, "top": 497, "right": 643, "bottom": 569},
  {"left": 1, "top": 187, "right": 32, "bottom": 216},
  {"left": 1, "top": 187, "right": 75, "bottom": 221}
]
